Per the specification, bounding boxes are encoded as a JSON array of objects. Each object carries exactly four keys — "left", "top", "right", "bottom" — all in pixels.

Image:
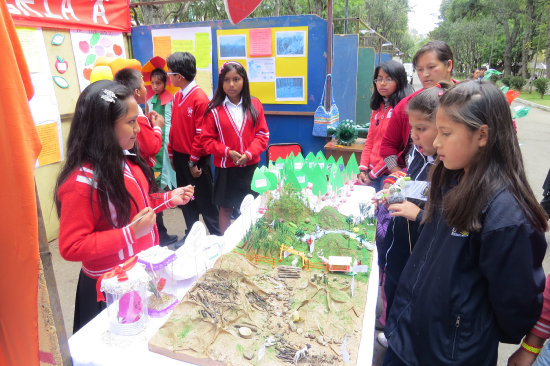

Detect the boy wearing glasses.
[{"left": 166, "top": 52, "right": 220, "bottom": 245}]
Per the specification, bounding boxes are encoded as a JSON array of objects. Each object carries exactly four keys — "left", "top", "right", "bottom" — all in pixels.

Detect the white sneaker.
[{"left": 377, "top": 332, "right": 388, "bottom": 348}]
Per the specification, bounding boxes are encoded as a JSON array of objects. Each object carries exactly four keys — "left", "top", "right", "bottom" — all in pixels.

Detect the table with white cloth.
[{"left": 68, "top": 185, "right": 379, "bottom": 366}]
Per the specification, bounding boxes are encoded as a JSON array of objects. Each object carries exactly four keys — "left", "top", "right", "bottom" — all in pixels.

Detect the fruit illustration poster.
[{"left": 70, "top": 30, "right": 126, "bottom": 91}]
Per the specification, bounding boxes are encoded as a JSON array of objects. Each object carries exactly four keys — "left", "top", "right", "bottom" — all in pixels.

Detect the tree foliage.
[{"left": 428, "top": 0, "right": 550, "bottom": 77}]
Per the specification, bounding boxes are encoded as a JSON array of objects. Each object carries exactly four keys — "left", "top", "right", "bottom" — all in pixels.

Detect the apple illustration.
[{"left": 55, "top": 56, "right": 68, "bottom": 74}]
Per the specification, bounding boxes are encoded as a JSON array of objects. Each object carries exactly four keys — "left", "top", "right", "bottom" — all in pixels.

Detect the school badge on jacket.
[
  {"left": 187, "top": 107, "right": 193, "bottom": 117},
  {"left": 451, "top": 228, "right": 469, "bottom": 237}
]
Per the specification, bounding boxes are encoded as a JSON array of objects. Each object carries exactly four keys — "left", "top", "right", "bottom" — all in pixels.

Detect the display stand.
[{"left": 68, "top": 186, "right": 378, "bottom": 366}]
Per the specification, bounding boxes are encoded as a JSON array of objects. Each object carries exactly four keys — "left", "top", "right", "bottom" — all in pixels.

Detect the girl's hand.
[
  {"left": 170, "top": 185, "right": 195, "bottom": 205},
  {"left": 357, "top": 171, "right": 372, "bottom": 185},
  {"left": 235, "top": 154, "right": 249, "bottom": 166},
  {"left": 148, "top": 111, "right": 165, "bottom": 129},
  {"left": 190, "top": 165, "right": 202, "bottom": 178},
  {"left": 390, "top": 166, "right": 402, "bottom": 173},
  {"left": 228, "top": 150, "right": 242, "bottom": 165},
  {"left": 507, "top": 347, "right": 537, "bottom": 366},
  {"left": 131, "top": 207, "right": 156, "bottom": 239},
  {"left": 388, "top": 200, "right": 421, "bottom": 221}
]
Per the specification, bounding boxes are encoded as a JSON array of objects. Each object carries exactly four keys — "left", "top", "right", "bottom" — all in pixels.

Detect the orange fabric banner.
[
  {"left": 7, "top": 0, "right": 131, "bottom": 33},
  {"left": 0, "top": 1, "right": 42, "bottom": 365}
]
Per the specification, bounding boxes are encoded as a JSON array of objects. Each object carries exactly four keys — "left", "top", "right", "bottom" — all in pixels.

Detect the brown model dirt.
[{"left": 149, "top": 251, "right": 369, "bottom": 365}]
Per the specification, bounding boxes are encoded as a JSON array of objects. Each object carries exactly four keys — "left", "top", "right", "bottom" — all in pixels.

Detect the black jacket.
[
  {"left": 383, "top": 146, "right": 434, "bottom": 277},
  {"left": 385, "top": 187, "right": 547, "bottom": 366}
]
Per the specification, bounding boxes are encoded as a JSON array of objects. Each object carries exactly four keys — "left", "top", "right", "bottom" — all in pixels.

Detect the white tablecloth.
[{"left": 69, "top": 186, "right": 379, "bottom": 366}]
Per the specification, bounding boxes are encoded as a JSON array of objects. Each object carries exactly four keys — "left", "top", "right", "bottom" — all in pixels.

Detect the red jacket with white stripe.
[
  {"left": 57, "top": 160, "right": 176, "bottom": 279},
  {"left": 531, "top": 274, "right": 550, "bottom": 339},
  {"left": 136, "top": 105, "right": 162, "bottom": 167},
  {"left": 168, "top": 83, "right": 209, "bottom": 162},
  {"left": 359, "top": 102, "right": 393, "bottom": 179},
  {"left": 202, "top": 97, "right": 269, "bottom": 168}
]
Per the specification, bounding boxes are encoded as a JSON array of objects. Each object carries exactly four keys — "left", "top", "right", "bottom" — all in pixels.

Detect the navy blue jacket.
[
  {"left": 383, "top": 146, "right": 434, "bottom": 277},
  {"left": 385, "top": 186, "right": 547, "bottom": 365}
]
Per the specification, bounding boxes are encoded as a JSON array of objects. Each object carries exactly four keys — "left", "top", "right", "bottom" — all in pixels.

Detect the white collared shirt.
[
  {"left": 180, "top": 80, "right": 197, "bottom": 99},
  {"left": 223, "top": 96, "right": 244, "bottom": 131}
]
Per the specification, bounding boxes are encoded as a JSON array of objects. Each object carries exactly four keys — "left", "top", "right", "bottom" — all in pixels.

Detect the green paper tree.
[
  {"left": 346, "top": 153, "right": 360, "bottom": 179},
  {"left": 250, "top": 168, "right": 269, "bottom": 194},
  {"left": 305, "top": 152, "right": 316, "bottom": 169},
  {"left": 264, "top": 171, "right": 278, "bottom": 190},
  {"left": 336, "top": 156, "right": 345, "bottom": 173},
  {"left": 285, "top": 170, "right": 301, "bottom": 191},
  {"left": 294, "top": 169, "right": 308, "bottom": 189},
  {"left": 293, "top": 153, "right": 305, "bottom": 170}
]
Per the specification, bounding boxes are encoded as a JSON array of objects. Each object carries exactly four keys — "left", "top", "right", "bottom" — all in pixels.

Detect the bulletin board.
[
  {"left": 150, "top": 27, "right": 214, "bottom": 97},
  {"left": 216, "top": 26, "right": 308, "bottom": 104}
]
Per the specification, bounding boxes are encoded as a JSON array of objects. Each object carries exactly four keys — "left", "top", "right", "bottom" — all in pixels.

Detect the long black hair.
[
  {"left": 370, "top": 60, "right": 414, "bottom": 110},
  {"left": 55, "top": 80, "right": 157, "bottom": 227},
  {"left": 424, "top": 81, "right": 548, "bottom": 232},
  {"left": 206, "top": 61, "right": 258, "bottom": 125}
]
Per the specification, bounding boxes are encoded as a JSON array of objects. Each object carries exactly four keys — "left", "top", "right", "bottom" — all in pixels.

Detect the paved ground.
[{"left": 48, "top": 77, "right": 550, "bottom": 365}]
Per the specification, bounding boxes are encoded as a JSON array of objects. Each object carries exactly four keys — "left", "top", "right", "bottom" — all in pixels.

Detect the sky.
[{"left": 408, "top": 0, "right": 443, "bottom": 36}]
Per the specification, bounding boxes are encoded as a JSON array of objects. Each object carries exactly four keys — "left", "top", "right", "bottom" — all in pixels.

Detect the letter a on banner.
[{"left": 224, "top": 0, "right": 264, "bottom": 24}]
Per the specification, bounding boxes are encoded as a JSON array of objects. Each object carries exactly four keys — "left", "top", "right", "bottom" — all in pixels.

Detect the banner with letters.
[{"left": 7, "top": 0, "right": 131, "bottom": 32}]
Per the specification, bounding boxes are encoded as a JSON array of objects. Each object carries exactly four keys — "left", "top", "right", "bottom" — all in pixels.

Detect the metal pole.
[
  {"left": 326, "top": 0, "right": 333, "bottom": 110},
  {"left": 344, "top": 0, "right": 349, "bottom": 34},
  {"left": 378, "top": 38, "right": 382, "bottom": 65}
]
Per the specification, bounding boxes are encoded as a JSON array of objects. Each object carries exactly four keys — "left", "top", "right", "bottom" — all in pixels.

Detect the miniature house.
[{"left": 328, "top": 256, "right": 352, "bottom": 272}]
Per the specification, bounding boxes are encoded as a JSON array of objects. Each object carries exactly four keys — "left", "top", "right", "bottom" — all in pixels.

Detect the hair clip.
[
  {"left": 438, "top": 90, "right": 445, "bottom": 97},
  {"left": 100, "top": 89, "right": 117, "bottom": 104},
  {"left": 219, "top": 61, "right": 242, "bottom": 74}
]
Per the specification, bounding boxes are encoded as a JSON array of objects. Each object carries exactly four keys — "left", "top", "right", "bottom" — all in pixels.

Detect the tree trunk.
[
  {"left": 275, "top": 0, "right": 280, "bottom": 16},
  {"left": 546, "top": 3, "right": 550, "bottom": 79},
  {"left": 502, "top": 18, "right": 519, "bottom": 76},
  {"left": 141, "top": 0, "right": 166, "bottom": 25},
  {"left": 521, "top": 0, "right": 534, "bottom": 78}
]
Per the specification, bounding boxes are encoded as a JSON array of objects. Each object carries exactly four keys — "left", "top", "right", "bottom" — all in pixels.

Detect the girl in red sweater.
[
  {"left": 55, "top": 80, "right": 194, "bottom": 333},
  {"left": 358, "top": 60, "right": 413, "bottom": 191},
  {"left": 202, "top": 61, "right": 269, "bottom": 233}
]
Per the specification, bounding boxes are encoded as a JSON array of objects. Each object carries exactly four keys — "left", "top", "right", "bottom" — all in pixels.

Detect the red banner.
[{"left": 7, "top": 0, "right": 131, "bottom": 32}]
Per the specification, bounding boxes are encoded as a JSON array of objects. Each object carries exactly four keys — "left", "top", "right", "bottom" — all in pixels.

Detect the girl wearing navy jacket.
[
  {"left": 55, "top": 81, "right": 194, "bottom": 332},
  {"left": 378, "top": 84, "right": 450, "bottom": 348},
  {"left": 383, "top": 81, "right": 548, "bottom": 366},
  {"left": 202, "top": 62, "right": 269, "bottom": 233}
]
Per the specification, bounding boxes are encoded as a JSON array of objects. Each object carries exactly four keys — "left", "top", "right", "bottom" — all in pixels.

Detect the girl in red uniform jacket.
[
  {"left": 55, "top": 80, "right": 194, "bottom": 333},
  {"left": 358, "top": 60, "right": 413, "bottom": 191},
  {"left": 202, "top": 61, "right": 269, "bottom": 233}
]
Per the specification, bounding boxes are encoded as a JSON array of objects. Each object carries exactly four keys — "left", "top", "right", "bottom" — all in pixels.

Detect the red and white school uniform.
[
  {"left": 360, "top": 102, "right": 393, "bottom": 180},
  {"left": 202, "top": 97, "right": 269, "bottom": 168},
  {"left": 57, "top": 157, "right": 176, "bottom": 280},
  {"left": 136, "top": 105, "right": 162, "bottom": 167},
  {"left": 168, "top": 81, "right": 209, "bottom": 163}
]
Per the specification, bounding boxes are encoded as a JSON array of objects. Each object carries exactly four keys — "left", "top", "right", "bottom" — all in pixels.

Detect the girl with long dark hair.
[
  {"left": 55, "top": 80, "right": 194, "bottom": 332},
  {"left": 202, "top": 61, "right": 269, "bottom": 233},
  {"left": 358, "top": 59, "right": 413, "bottom": 191},
  {"left": 383, "top": 81, "right": 548, "bottom": 365}
]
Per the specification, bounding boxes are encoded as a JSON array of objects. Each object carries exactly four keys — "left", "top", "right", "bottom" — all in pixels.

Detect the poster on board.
[
  {"left": 247, "top": 58, "right": 275, "bottom": 82},
  {"left": 218, "top": 34, "right": 247, "bottom": 59},
  {"left": 70, "top": 30, "right": 126, "bottom": 91},
  {"left": 151, "top": 27, "right": 213, "bottom": 97},
  {"left": 275, "top": 31, "right": 306, "bottom": 57},
  {"left": 16, "top": 27, "right": 64, "bottom": 167},
  {"left": 275, "top": 77, "right": 304, "bottom": 101}
]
